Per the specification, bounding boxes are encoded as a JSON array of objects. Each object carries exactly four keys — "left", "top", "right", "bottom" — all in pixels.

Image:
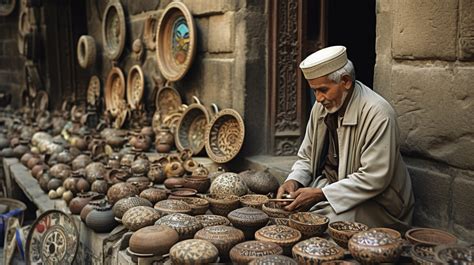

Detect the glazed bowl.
[
  {"left": 239, "top": 194, "right": 269, "bottom": 209},
  {"left": 348, "top": 228, "right": 402, "bottom": 264},
  {"left": 405, "top": 227, "right": 457, "bottom": 246},
  {"left": 288, "top": 212, "right": 329, "bottom": 238},
  {"left": 328, "top": 221, "right": 369, "bottom": 248},
  {"left": 204, "top": 194, "right": 239, "bottom": 216},
  {"left": 292, "top": 237, "right": 345, "bottom": 264}
]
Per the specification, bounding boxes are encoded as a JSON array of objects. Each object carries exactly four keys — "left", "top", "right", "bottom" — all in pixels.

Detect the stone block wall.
[
  {"left": 0, "top": 9, "right": 25, "bottom": 108},
  {"left": 375, "top": 0, "right": 474, "bottom": 242}
]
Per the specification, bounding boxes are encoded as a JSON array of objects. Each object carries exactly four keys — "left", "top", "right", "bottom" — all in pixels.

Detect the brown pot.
[
  {"left": 227, "top": 207, "right": 269, "bottom": 240},
  {"left": 106, "top": 182, "right": 139, "bottom": 205},
  {"left": 139, "top": 187, "right": 167, "bottom": 204},
  {"left": 85, "top": 204, "right": 118, "bottom": 233},
  {"left": 147, "top": 162, "right": 165, "bottom": 184},
  {"left": 164, "top": 161, "right": 185, "bottom": 178},
  {"left": 69, "top": 192, "right": 96, "bottom": 215},
  {"left": 129, "top": 225, "right": 179, "bottom": 256},
  {"left": 194, "top": 225, "right": 245, "bottom": 261},
  {"left": 91, "top": 177, "right": 108, "bottom": 194},
  {"left": 230, "top": 241, "right": 283, "bottom": 265},
  {"left": 183, "top": 176, "right": 210, "bottom": 193}
]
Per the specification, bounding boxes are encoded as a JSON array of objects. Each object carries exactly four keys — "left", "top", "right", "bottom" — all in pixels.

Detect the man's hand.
[
  {"left": 284, "top": 187, "right": 326, "bottom": 211},
  {"left": 276, "top": 180, "right": 301, "bottom": 199}
]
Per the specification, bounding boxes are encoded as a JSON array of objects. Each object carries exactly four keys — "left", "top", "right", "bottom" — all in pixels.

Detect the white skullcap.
[{"left": 299, "top": 46, "right": 347, "bottom": 80}]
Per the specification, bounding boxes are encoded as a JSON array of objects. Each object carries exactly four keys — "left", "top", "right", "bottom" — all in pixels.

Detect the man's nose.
[{"left": 315, "top": 91, "right": 324, "bottom": 103}]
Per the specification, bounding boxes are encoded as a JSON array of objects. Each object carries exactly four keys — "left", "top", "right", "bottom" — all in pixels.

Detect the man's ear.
[{"left": 341, "top": 75, "right": 353, "bottom": 90}]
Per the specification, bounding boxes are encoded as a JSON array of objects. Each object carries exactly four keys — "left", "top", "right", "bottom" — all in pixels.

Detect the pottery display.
[
  {"left": 195, "top": 214, "right": 231, "bottom": 227},
  {"left": 102, "top": 1, "right": 126, "bottom": 60},
  {"left": 255, "top": 225, "right": 302, "bottom": 256},
  {"left": 405, "top": 227, "right": 457, "bottom": 246},
  {"left": 164, "top": 177, "right": 186, "bottom": 189},
  {"left": 154, "top": 199, "right": 192, "bottom": 215},
  {"left": 209, "top": 172, "right": 248, "bottom": 196},
  {"left": 129, "top": 225, "right": 179, "bottom": 256},
  {"left": 183, "top": 176, "right": 210, "bottom": 193},
  {"left": 249, "top": 255, "right": 298, "bottom": 265},
  {"left": 348, "top": 228, "right": 402, "bottom": 264},
  {"left": 112, "top": 196, "right": 153, "bottom": 219},
  {"left": 126, "top": 175, "right": 151, "bottom": 192},
  {"left": 239, "top": 168, "right": 280, "bottom": 195},
  {"left": 328, "top": 221, "right": 369, "bottom": 248},
  {"left": 169, "top": 197, "right": 209, "bottom": 215},
  {"left": 139, "top": 187, "right": 167, "bottom": 204},
  {"left": 262, "top": 201, "right": 295, "bottom": 221},
  {"left": 194, "top": 225, "right": 245, "bottom": 261},
  {"left": 85, "top": 204, "right": 118, "bottom": 233},
  {"left": 106, "top": 182, "right": 140, "bottom": 205},
  {"left": 175, "top": 97, "right": 210, "bottom": 155},
  {"left": 288, "top": 212, "right": 329, "bottom": 238},
  {"left": 204, "top": 194, "right": 240, "bottom": 217},
  {"left": 434, "top": 244, "right": 473, "bottom": 264},
  {"left": 169, "top": 239, "right": 219, "bottom": 265},
  {"left": 227, "top": 207, "right": 269, "bottom": 240},
  {"left": 230, "top": 240, "right": 283, "bottom": 265},
  {"left": 169, "top": 187, "right": 198, "bottom": 197},
  {"left": 292, "top": 237, "right": 345, "bottom": 264},
  {"left": 122, "top": 206, "right": 161, "bottom": 231},
  {"left": 239, "top": 194, "right": 269, "bottom": 209},
  {"left": 164, "top": 160, "right": 185, "bottom": 178},
  {"left": 71, "top": 154, "right": 92, "bottom": 171},
  {"left": 155, "top": 213, "right": 202, "bottom": 240},
  {"left": 411, "top": 243, "right": 441, "bottom": 265}
]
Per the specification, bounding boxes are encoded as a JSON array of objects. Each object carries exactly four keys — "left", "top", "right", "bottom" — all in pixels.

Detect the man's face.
[{"left": 308, "top": 75, "right": 352, "bottom": 113}]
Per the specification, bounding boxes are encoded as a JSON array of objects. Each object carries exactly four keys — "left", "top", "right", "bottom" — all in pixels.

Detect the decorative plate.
[
  {"left": 77, "top": 35, "right": 96, "bottom": 69},
  {"left": 175, "top": 96, "right": 210, "bottom": 155},
  {"left": 126, "top": 65, "right": 144, "bottom": 110},
  {"left": 156, "top": 1, "right": 196, "bottom": 82},
  {"left": 205, "top": 109, "right": 245, "bottom": 163},
  {"left": 0, "top": 0, "right": 16, "bottom": 16},
  {"left": 143, "top": 15, "right": 158, "bottom": 51},
  {"left": 102, "top": 1, "right": 126, "bottom": 60},
  {"left": 87, "top": 75, "right": 101, "bottom": 106},
  {"left": 105, "top": 67, "right": 125, "bottom": 116},
  {"left": 155, "top": 86, "right": 182, "bottom": 117},
  {"left": 25, "top": 210, "right": 79, "bottom": 265}
]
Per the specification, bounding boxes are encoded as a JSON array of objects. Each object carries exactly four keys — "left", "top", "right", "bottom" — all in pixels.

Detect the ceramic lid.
[
  {"left": 255, "top": 225, "right": 302, "bottom": 245},
  {"left": 350, "top": 228, "right": 399, "bottom": 247},
  {"left": 293, "top": 237, "right": 345, "bottom": 258},
  {"left": 195, "top": 214, "right": 230, "bottom": 227},
  {"left": 154, "top": 199, "right": 192, "bottom": 214},
  {"left": 195, "top": 225, "right": 244, "bottom": 241}
]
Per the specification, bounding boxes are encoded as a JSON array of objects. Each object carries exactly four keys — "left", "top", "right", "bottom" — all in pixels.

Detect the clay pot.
[
  {"left": 140, "top": 126, "right": 154, "bottom": 139},
  {"left": 191, "top": 164, "right": 209, "bottom": 178},
  {"left": 76, "top": 177, "right": 90, "bottom": 193},
  {"left": 106, "top": 182, "right": 140, "bottom": 205},
  {"left": 183, "top": 159, "right": 198, "bottom": 174},
  {"left": 69, "top": 192, "right": 96, "bottom": 215},
  {"left": 112, "top": 196, "right": 152, "bottom": 219},
  {"left": 20, "top": 152, "right": 34, "bottom": 166},
  {"left": 80, "top": 194, "right": 107, "bottom": 222},
  {"left": 328, "top": 221, "right": 369, "bottom": 248},
  {"left": 154, "top": 199, "right": 192, "bottom": 215},
  {"left": 62, "top": 190, "right": 74, "bottom": 204},
  {"left": 139, "top": 187, "right": 167, "bottom": 204},
  {"left": 49, "top": 163, "right": 72, "bottom": 180},
  {"left": 227, "top": 207, "right": 269, "bottom": 240},
  {"left": 169, "top": 197, "right": 209, "bottom": 215},
  {"left": 155, "top": 142, "right": 172, "bottom": 153},
  {"left": 183, "top": 176, "right": 210, "bottom": 193},
  {"left": 70, "top": 135, "right": 87, "bottom": 151},
  {"left": 107, "top": 155, "right": 121, "bottom": 169},
  {"left": 122, "top": 206, "right": 161, "bottom": 231},
  {"left": 31, "top": 163, "right": 49, "bottom": 179},
  {"left": 155, "top": 213, "right": 202, "bottom": 240},
  {"left": 130, "top": 154, "right": 150, "bottom": 175},
  {"left": 262, "top": 201, "right": 295, "bottom": 219},
  {"left": 249, "top": 255, "right": 298, "bottom": 265},
  {"left": 47, "top": 178, "right": 63, "bottom": 191},
  {"left": 106, "top": 169, "right": 129, "bottom": 185},
  {"left": 239, "top": 194, "right": 269, "bottom": 209},
  {"left": 239, "top": 168, "right": 280, "bottom": 195},
  {"left": 71, "top": 154, "right": 92, "bottom": 170},
  {"left": 85, "top": 204, "right": 118, "bottom": 233},
  {"left": 288, "top": 212, "right": 329, "bottom": 238},
  {"left": 293, "top": 237, "right": 345, "bottom": 264},
  {"left": 129, "top": 225, "right": 179, "bottom": 256},
  {"left": 27, "top": 156, "right": 43, "bottom": 169},
  {"left": 56, "top": 150, "right": 74, "bottom": 164},
  {"left": 164, "top": 177, "right": 186, "bottom": 189},
  {"left": 348, "top": 228, "right": 403, "bottom": 264},
  {"left": 85, "top": 162, "right": 107, "bottom": 183},
  {"left": 205, "top": 194, "right": 240, "bottom": 217},
  {"left": 194, "top": 225, "right": 245, "bottom": 261},
  {"left": 147, "top": 162, "right": 165, "bottom": 184},
  {"left": 106, "top": 135, "right": 127, "bottom": 149},
  {"left": 255, "top": 225, "right": 301, "bottom": 256},
  {"left": 155, "top": 125, "right": 174, "bottom": 147},
  {"left": 210, "top": 172, "right": 248, "bottom": 196},
  {"left": 38, "top": 174, "right": 51, "bottom": 192},
  {"left": 195, "top": 214, "right": 231, "bottom": 228},
  {"left": 120, "top": 152, "right": 136, "bottom": 168},
  {"left": 126, "top": 175, "right": 151, "bottom": 192},
  {"left": 169, "top": 239, "right": 219, "bottom": 265},
  {"left": 130, "top": 134, "right": 151, "bottom": 151},
  {"left": 91, "top": 176, "right": 108, "bottom": 194},
  {"left": 13, "top": 143, "right": 29, "bottom": 158},
  {"left": 164, "top": 161, "right": 185, "bottom": 178},
  {"left": 230, "top": 241, "right": 283, "bottom": 265},
  {"left": 208, "top": 167, "right": 226, "bottom": 182}
]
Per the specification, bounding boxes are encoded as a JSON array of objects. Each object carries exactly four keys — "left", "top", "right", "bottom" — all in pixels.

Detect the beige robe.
[{"left": 286, "top": 81, "right": 415, "bottom": 232}]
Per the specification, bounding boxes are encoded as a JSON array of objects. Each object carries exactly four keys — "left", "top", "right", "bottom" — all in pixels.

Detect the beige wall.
[{"left": 375, "top": 0, "right": 474, "bottom": 242}]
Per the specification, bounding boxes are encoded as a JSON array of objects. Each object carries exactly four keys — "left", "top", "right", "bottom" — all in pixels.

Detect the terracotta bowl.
[
  {"left": 154, "top": 199, "right": 192, "bottom": 215},
  {"left": 405, "top": 228, "right": 457, "bottom": 246},
  {"left": 195, "top": 214, "right": 230, "bottom": 227},
  {"left": 328, "top": 221, "right": 369, "bottom": 248},
  {"left": 169, "top": 196, "right": 209, "bottom": 215},
  {"left": 239, "top": 194, "right": 269, "bottom": 209},
  {"left": 204, "top": 194, "right": 239, "bottom": 216},
  {"left": 262, "top": 201, "right": 294, "bottom": 219},
  {"left": 288, "top": 212, "right": 329, "bottom": 238},
  {"left": 292, "top": 237, "right": 345, "bottom": 265},
  {"left": 348, "top": 228, "right": 403, "bottom": 264}
]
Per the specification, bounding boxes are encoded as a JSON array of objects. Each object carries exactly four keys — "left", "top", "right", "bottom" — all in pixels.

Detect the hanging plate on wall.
[
  {"left": 102, "top": 1, "right": 126, "bottom": 61},
  {"left": 0, "top": 0, "right": 16, "bottom": 16},
  {"left": 105, "top": 67, "right": 125, "bottom": 117},
  {"left": 25, "top": 210, "right": 79, "bottom": 265},
  {"left": 126, "top": 65, "right": 144, "bottom": 110},
  {"left": 156, "top": 1, "right": 196, "bottom": 82}
]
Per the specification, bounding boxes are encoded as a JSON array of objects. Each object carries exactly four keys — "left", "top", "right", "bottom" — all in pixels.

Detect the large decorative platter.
[
  {"left": 25, "top": 210, "right": 79, "bottom": 265},
  {"left": 0, "top": 0, "right": 16, "bottom": 16},
  {"left": 175, "top": 97, "right": 210, "bottom": 155},
  {"left": 143, "top": 15, "right": 158, "bottom": 51},
  {"left": 105, "top": 67, "right": 125, "bottom": 116},
  {"left": 156, "top": 1, "right": 196, "bottom": 82},
  {"left": 205, "top": 109, "right": 245, "bottom": 163},
  {"left": 87, "top": 75, "right": 101, "bottom": 106},
  {"left": 126, "top": 65, "right": 144, "bottom": 110},
  {"left": 102, "top": 1, "right": 126, "bottom": 61},
  {"left": 155, "top": 86, "right": 182, "bottom": 117}
]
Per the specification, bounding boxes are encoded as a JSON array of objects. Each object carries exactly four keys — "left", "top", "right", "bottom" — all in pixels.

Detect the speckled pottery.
[
  {"left": 210, "top": 172, "right": 247, "bottom": 196},
  {"left": 194, "top": 225, "right": 245, "bottom": 261},
  {"left": 154, "top": 199, "right": 192, "bottom": 215},
  {"left": 106, "top": 182, "right": 140, "bottom": 205},
  {"left": 85, "top": 162, "right": 107, "bottom": 183},
  {"left": 139, "top": 187, "right": 167, "bottom": 204},
  {"left": 292, "top": 237, "right": 345, "bottom": 264},
  {"left": 227, "top": 207, "right": 269, "bottom": 240},
  {"left": 126, "top": 175, "right": 151, "bottom": 192},
  {"left": 434, "top": 244, "right": 473, "bottom": 265},
  {"left": 348, "top": 228, "right": 402, "bottom": 264},
  {"left": 71, "top": 154, "right": 92, "bottom": 170},
  {"left": 169, "top": 239, "right": 219, "bottom": 265},
  {"left": 91, "top": 176, "right": 108, "bottom": 194},
  {"left": 49, "top": 163, "right": 72, "bottom": 180},
  {"left": 204, "top": 194, "right": 239, "bottom": 217},
  {"left": 249, "top": 255, "right": 298, "bottom": 265},
  {"left": 239, "top": 194, "right": 269, "bottom": 209},
  {"left": 208, "top": 167, "right": 226, "bottom": 182},
  {"left": 288, "top": 212, "right": 329, "bottom": 238},
  {"left": 122, "top": 206, "right": 161, "bottom": 231},
  {"left": 147, "top": 162, "right": 166, "bottom": 184},
  {"left": 239, "top": 168, "right": 280, "bottom": 195},
  {"left": 230, "top": 240, "right": 283, "bottom": 265},
  {"left": 129, "top": 225, "right": 179, "bottom": 256},
  {"left": 262, "top": 202, "right": 295, "bottom": 225},
  {"left": 154, "top": 213, "right": 202, "bottom": 240},
  {"left": 169, "top": 197, "right": 209, "bottom": 215},
  {"left": 328, "top": 221, "right": 369, "bottom": 248},
  {"left": 195, "top": 215, "right": 230, "bottom": 227},
  {"left": 112, "top": 196, "right": 153, "bottom": 219},
  {"left": 255, "top": 225, "right": 301, "bottom": 256}
]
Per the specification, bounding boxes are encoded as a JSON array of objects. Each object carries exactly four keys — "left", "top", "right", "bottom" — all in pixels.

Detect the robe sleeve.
[{"left": 322, "top": 112, "right": 397, "bottom": 214}]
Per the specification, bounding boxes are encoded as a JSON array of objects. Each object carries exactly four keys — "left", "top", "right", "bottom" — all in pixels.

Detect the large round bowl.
[
  {"left": 156, "top": 1, "right": 196, "bottom": 82},
  {"left": 205, "top": 108, "right": 245, "bottom": 163},
  {"left": 175, "top": 97, "right": 210, "bottom": 155},
  {"left": 104, "top": 67, "right": 125, "bottom": 116},
  {"left": 102, "top": 1, "right": 126, "bottom": 60},
  {"left": 126, "top": 65, "right": 144, "bottom": 110},
  {"left": 405, "top": 227, "right": 457, "bottom": 246}
]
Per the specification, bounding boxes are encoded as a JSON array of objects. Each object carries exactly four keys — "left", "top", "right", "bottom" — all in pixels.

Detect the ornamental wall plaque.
[
  {"left": 25, "top": 210, "right": 79, "bottom": 265},
  {"left": 126, "top": 65, "right": 144, "bottom": 110},
  {"left": 87, "top": 75, "right": 101, "bottom": 107},
  {"left": 0, "top": 0, "right": 16, "bottom": 16},
  {"left": 77, "top": 35, "right": 96, "bottom": 69},
  {"left": 143, "top": 15, "right": 158, "bottom": 51},
  {"left": 155, "top": 85, "right": 182, "bottom": 118},
  {"left": 205, "top": 109, "right": 245, "bottom": 164},
  {"left": 156, "top": 2, "right": 196, "bottom": 82},
  {"left": 105, "top": 67, "right": 125, "bottom": 117},
  {"left": 102, "top": 1, "right": 126, "bottom": 61}
]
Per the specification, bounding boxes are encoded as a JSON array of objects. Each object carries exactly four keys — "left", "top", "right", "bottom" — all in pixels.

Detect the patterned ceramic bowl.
[
  {"left": 328, "top": 221, "right": 369, "bottom": 248},
  {"left": 288, "top": 212, "right": 329, "bottom": 238}
]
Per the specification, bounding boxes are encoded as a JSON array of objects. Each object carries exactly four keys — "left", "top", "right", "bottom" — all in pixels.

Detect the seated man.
[{"left": 277, "top": 46, "right": 415, "bottom": 232}]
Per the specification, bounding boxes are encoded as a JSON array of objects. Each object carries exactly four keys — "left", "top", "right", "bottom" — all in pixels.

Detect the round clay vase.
[
  {"left": 255, "top": 225, "right": 302, "bottom": 256},
  {"left": 80, "top": 194, "right": 107, "bottom": 222},
  {"left": 85, "top": 204, "right": 118, "bottom": 233},
  {"left": 169, "top": 239, "right": 219, "bottom": 265},
  {"left": 69, "top": 192, "right": 96, "bottom": 215},
  {"left": 71, "top": 154, "right": 92, "bottom": 170},
  {"left": 194, "top": 225, "right": 245, "bottom": 261},
  {"left": 227, "top": 207, "right": 269, "bottom": 240},
  {"left": 164, "top": 177, "right": 186, "bottom": 189},
  {"left": 195, "top": 215, "right": 231, "bottom": 228},
  {"left": 154, "top": 199, "right": 192, "bottom": 215},
  {"left": 121, "top": 206, "right": 161, "bottom": 231},
  {"left": 208, "top": 167, "right": 226, "bottom": 182},
  {"left": 210, "top": 172, "right": 248, "bottom": 196},
  {"left": 47, "top": 178, "right": 63, "bottom": 191},
  {"left": 85, "top": 162, "right": 107, "bottom": 183},
  {"left": 147, "top": 162, "right": 166, "bottom": 184},
  {"left": 328, "top": 221, "right": 369, "bottom": 248},
  {"left": 155, "top": 125, "right": 174, "bottom": 147},
  {"left": 112, "top": 196, "right": 153, "bottom": 219},
  {"left": 191, "top": 164, "right": 209, "bottom": 178},
  {"left": 249, "top": 255, "right": 298, "bottom": 265},
  {"left": 292, "top": 237, "right": 345, "bottom": 264},
  {"left": 183, "top": 176, "right": 211, "bottom": 193},
  {"left": 239, "top": 168, "right": 280, "bottom": 195},
  {"left": 21, "top": 152, "right": 34, "bottom": 166},
  {"left": 164, "top": 161, "right": 185, "bottom": 178},
  {"left": 183, "top": 158, "right": 198, "bottom": 174},
  {"left": 204, "top": 194, "right": 240, "bottom": 217},
  {"left": 139, "top": 187, "right": 167, "bottom": 204},
  {"left": 130, "top": 155, "right": 150, "bottom": 175},
  {"left": 230, "top": 240, "right": 283, "bottom": 265},
  {"left": 348, "top": 228, "right": 403, "bottom": 264},
  {"left": 107, "top": 182, "right": 140, "bottom": 205},
  {"left": 49, "top": 163, "right": 72, "bottom": 180},
  {"left": 91, "top": 176, "right": 109, "bottom": 194},
  {"left": 129, "top": 225, "right": 179, "bottom": 256},
  {"left": 155, "top": 213, "right": 202, "bottom": 240}
]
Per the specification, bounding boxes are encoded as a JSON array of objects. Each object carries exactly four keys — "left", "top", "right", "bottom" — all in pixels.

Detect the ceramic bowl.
[
  {"left": 411, "top": 243, "right": 441, "bottom": 265},
  {"left": 154, "top": 199, "right": 192, "bottom": 215},
  {"left": 348, "top": 228, "right": 402, "bottom": 264},
  {"left": 169, "top": 196, "right": 209, "bottom": 215},
  {"left": 230, "top": 240, "right": 283, "bottom": 265},
  {"left": 227, "top": 207, "right": 269, "bottom": 240},
  {"left": 169, "top": 239, "right": 219, "bottom": 265},
  {"left": 195, "top": 214, "right": 230, "bottom": 227},
  {"left": 204, "top": 194, "right": 239, "bottom": 216},
  {"left": 155, "top": 213, "right": 202, "bottom": 240},
  {"left": 434, "top": 244, "right": 473, "bottom": 265},
  {"left": 239, "top": 194, "right": 269, "bottom": 209},
  {"left": 405, "top": 227, "right": 457, "bottom": 246},
  {"left": 249, "top": 255, "right": 298, "bottom": 265},
  {"left": 254, "top": 225, "right": 301, "bottom": 256},
  {"left": 262, "top": 201, "right": 295, "bottom": 219},
  {"left": 328, "top": 221, "right": 369, "bottom": 248},
  {"left": 194, "top": 225, "right": 245, "bottom": 261},
  {"left": 122, "top": 206, "right": 161, "bottom": 231},
  {"left": 288, "top": 212, "right": 329, "bottom": 238},
  {"left": 292, "top": 237, "right": 345, "bottom": 264}
]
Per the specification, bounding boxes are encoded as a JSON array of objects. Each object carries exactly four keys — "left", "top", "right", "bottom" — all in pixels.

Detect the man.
[{"left": 277, "top": 46, "right": 414, "bottom": 231}]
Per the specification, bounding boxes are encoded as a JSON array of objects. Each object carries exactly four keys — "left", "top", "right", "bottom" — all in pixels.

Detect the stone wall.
[
  {"left": 374, "top": 0, "right": 474, "bottom": 242},
  {"left": 0, "top": 8, "right": 25, "bottom": 108}
]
